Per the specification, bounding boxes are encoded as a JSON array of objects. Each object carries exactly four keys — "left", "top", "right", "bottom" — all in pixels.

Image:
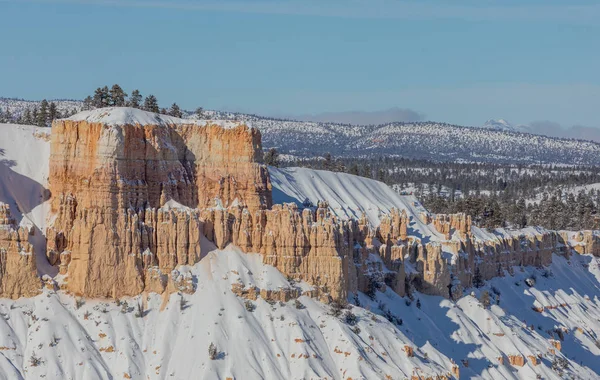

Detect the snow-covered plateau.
[{"left": 1, "top": 120, "right": 600, "bottom": 379}]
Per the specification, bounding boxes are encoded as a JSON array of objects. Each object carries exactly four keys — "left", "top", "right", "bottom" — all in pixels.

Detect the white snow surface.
[
  {"left": 66, "top": 107, "right": 243, "bottom": 129},
  {"left": 269, "top": 167, "right": 443, "bottom": 242},
  {"left": 1, "top": 123, "right": 600, "bottom": 378},
  {"left": 0, "top": 246, "right": 598, "bottom": 379}
]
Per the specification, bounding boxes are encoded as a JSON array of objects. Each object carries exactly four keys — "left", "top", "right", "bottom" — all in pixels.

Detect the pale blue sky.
[{"left": 1, "top": 0, "right": 599, "bottom": 127}]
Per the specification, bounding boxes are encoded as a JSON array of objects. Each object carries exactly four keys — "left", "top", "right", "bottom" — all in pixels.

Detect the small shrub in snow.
[
  {"left": 329, "top": 301, "right": 347, "bottom": 318},
  {"left": 491, "top": 286, "right": 501, "bottom": 296},
  {"left": 343, "top": 310, "right": 357, "bottom": 326},
  {"left": 541, "top": 269, "right": 553, "bottom": 278},
  {"left": 351, "top": 326, "right": 361, "bottom": 335},
  {"left": 180, "top": 297, "right": 188, "bottom": 311},
  {"left": 49, "top": 334, "right": 59, "bottom": 347},
  {"left": 294, "top": 299, "right": 305, "bottom": 309},
  {"left": 29, "top": 354, "right": 42, "bottom": 367},
  {"left": 135, "top": 302, "right": 144, "bottom": 318},
  {"left": 244, "top": 300, "right": 255, "bottom": 312},
  {"left": 75, "top": 298, "right": 85, "bottom": 309},
  {"left": 554, "top": 328, "right": 565, "bottom": 341},
  {"left": 405, "top": 299, "right": 412, "bottom": 307},
  {"left": 208, "top": 343, "right": 218, "bottom": 360},
  {"left": 416, "top": 299, "right": 421, "bottom": 309},
  {"left": 479, "top": 291, "right": 491, "bottom": 309},
  {"left": 551, "top": 356, "right": 568, "bottom": 374},
  {"left": 120, "top": 301, "right": 129, "bottom": 314}
]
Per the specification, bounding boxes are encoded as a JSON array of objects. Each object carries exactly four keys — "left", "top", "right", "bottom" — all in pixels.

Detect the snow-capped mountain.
[{"left": 481, "top": 119, "right": 529, "bottom": 133}]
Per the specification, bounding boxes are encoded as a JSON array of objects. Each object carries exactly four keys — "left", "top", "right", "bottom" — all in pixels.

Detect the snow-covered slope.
[
  {"left": 0, "top": 244, "right": 599, "bottom": 379},
  {"left": 269, "top": 167, "right": 445, "bottom": 242},
  {"left": 270, "top": 167, "right": 427, "bottom": 225},
  {"left": 2, "top": 122, "right": 600, "bottom": 379},
  {"left": 66, "top": 107, "right": 240, "bottom": 128}
]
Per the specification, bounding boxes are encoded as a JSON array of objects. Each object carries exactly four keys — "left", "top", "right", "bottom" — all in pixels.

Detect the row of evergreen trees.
[
  {"left": 422, "top": 189, "right": 599, "bottom": 231},
  {"left": 0, "top": 101, "right": 78, "bottom": 127},
  {"left": 83, "top": 84, "right": 204, "bottom": 118},
  {"left": 281, "top": 152, "right": 600, "bottom": 230}
]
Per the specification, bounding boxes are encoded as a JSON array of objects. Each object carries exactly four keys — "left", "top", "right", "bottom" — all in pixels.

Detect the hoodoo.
[
  {"left": 0, "top": 203, "right": 39, "bottom": 299},
  {"left": 42, "top": 107, "right": 600, "bottom": 302},
  {"left": 46, "top": 108, "right": 271, "bottom": 297}
]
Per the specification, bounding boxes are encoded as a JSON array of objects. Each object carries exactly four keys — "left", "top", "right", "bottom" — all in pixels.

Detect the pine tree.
[
  {"left": 109, "top": 84, "right": 127, "bottom": 106},
  {"left": 195, "top": 107, "right": 204, "bottom": 118},
  {"left": 93, "top": 86, "right": 110, "bottom": 108},
  {"left": 323, "top": 153, "right": 332, "bottom": 171},
  {"left": 1, "top": 108, "right": 12, "bottom": 123},
  {"left": 37, "top": 99, "right": 49, "bottom": 127},
  {"left": 168, "top": 103, "right": 182, "bottom": 118},
  {"left": 83, "top": 96, "right": 93, "bottom": 111},
  {"left": 144, "top": 95, "right": 159, "bottom": 113},
  {"left": 23, "top": 109, "right": 32, "bottom": 125},
  {"left": 129, "top": 90, "right": 142, "bottom": 108},
  {"left": 48, "top": 102, "right": 59, "bottom": 123},
  {"left": 264, "top": 148, "right": 280, "bottom": 167},
  {"left": 472, "top": 266, "right": 483, "bottom": 288}
]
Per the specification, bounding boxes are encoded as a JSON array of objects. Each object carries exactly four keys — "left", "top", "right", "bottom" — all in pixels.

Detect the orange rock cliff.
[{"left": 2, "top": 109, "right": 599, "bottom": 301}]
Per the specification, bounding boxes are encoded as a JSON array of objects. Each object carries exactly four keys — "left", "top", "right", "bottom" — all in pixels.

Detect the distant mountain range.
[{"left": 2, "top": 97, "right": 600, "bottom": 166}]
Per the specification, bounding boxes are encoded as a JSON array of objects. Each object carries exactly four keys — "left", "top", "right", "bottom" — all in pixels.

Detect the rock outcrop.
[
  {"left": 0, "top": 203, "right": 40, "bottom": 298},
  {"left": 41, "top": 108, "right": 600, "bottom": 302},
  {"left": 47, "top": 112, "right": 271, "bottom": 297}
]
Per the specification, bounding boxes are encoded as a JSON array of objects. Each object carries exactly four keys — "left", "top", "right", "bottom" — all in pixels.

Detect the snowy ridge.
[
  {"left": 4, "top": 97, "right": 600, "bottom": 165},
  {"left": 2, "top": 123, "right": 600, "bottom": 378},
  {"left": 269, "top": 166, "right": 444, "bottom": 241},
  {"left": 65, "top": 107, "right": 245, "bottom": 129}
]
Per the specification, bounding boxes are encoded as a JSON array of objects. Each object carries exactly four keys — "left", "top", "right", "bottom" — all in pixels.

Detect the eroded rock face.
[
  {"left": 47, "top": 118, "right": 271, "bottom": 297},
  {"left": 0, "top": 204, "right": 40, "bottom": 299},
  {"left": 202, "top": 202, "right": 357, "bottom": 301},
  {"left": 42, "top": 113, "right": 600, "bottom": 302}
]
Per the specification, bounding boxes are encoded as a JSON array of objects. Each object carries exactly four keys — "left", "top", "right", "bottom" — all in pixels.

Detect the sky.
[{"left": 0, "top": 0, "right": 599, "bottom": 128}]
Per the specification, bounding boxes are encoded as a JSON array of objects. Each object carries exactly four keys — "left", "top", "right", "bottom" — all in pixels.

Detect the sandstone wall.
[
  {"left": 0, "top": 204, "right": 40, "bottom": 299},
  {"left": 41, "top": 116, "right": 600, "bottom": 302},
  {"left": 47, "top": 119, "right": 271, "bottom": 298}
]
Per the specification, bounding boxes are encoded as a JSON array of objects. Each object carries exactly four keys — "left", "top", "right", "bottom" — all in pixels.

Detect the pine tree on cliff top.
[
  {"left": 129, "top": 90, "right": 142, "bottom": 108},
  {"left": 109, "top": 84, "right": 128, "bottom": 107},
  {"left": 169, "top": 103, "right": 182, "bottom": 118},
  {"left": 143, "top": 95, "right": 159, "bottom": 113}
]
